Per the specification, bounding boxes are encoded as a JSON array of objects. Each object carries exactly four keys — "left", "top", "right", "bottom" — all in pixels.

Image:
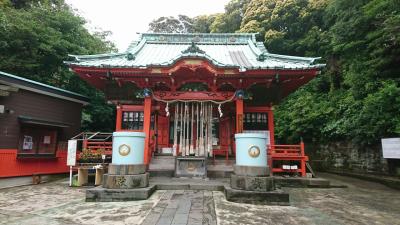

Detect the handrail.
[{"left": 268, "top": 142, "right": 305, "bottom": 156}]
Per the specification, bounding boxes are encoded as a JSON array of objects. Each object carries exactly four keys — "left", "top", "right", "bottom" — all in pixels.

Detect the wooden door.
[
  {"left": 157, "top": 115, "right": 169, "bottom": 149},
  {"left": 219, "top": 117, "right": 231, "bottom": 153}
]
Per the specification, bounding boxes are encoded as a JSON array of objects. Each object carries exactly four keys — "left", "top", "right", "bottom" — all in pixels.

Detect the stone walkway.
[
  {"left": 141, "top": 190, "right": 216, "bottom": 225},
  {"left": 1, "top": 173, "right": 400, "bottom": 225}
]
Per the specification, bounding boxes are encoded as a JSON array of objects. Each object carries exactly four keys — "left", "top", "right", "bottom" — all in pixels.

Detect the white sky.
[{"left": 65, "top": 0, "right": 230, "bottom": 51}]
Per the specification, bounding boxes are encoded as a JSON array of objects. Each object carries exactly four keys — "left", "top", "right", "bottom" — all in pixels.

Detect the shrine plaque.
[
  {"left": 382, "top": 138, "right": 400, "bottom": 159},
  {"left": 67, "top": 140, "right": 77, "bottom": 166}
]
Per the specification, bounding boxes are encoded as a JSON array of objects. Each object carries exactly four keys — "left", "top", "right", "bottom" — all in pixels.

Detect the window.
[
  {"left": 122, "top": 111, "right": 144, "bottom": 130},
  {"left": 243, "top": 113, "right": 268, "bottom": 130},
  {"left": 18, "top": 125, "right": 58, "bottom": 156},
  {"left": 122, "top": 111, "right": 155, "bottom": 130}
]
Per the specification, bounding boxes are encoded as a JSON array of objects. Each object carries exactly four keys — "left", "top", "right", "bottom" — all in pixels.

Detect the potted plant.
[{"left": 78, "top": 149, "right": 103, "bottom": 164}]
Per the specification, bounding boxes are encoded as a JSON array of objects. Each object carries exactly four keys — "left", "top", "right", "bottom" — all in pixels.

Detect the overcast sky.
[{"left": 65, "top": 0, "right": 230, "bottom": 51}]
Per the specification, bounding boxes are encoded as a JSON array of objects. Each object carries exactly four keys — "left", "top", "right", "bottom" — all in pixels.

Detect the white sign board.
[
  {"left": 67, "top": 140, "right": 77, "bottom": 166},
  {"left": 382, "top": 138, "right": 400, "bottom": 159}
]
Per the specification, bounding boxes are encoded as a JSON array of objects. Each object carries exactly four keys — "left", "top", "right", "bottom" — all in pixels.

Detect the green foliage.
[
  {"left": 154, "top": 0, "right": 400, "bottom": 146},
  {"left": 270, "top": 0, "right": 400, "bottom": 145},
  {"left": 193, "top": 14, "right": 217, "bottom": 33},
  {"left": 210, "top": 0, "right": 250, "bottom": 33},
  {"left": 0, "top": 0, "right": 116, "bottom": 132},
  {"left": 148, "top": 15, "right": 194, "bottom": 33}
]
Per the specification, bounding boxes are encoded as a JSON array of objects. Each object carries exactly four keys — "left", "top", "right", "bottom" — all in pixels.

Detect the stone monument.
[
  {"left": 86, "top": 132, "right": 155, "bottom": 202},
  {"left": 225, "top": 133, "right": 290, "bottom": 205}
]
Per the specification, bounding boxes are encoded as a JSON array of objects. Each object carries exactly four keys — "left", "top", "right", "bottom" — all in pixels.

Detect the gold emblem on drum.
[
  {"left": 248, "top": 145, "right": 261, "bottom": 158},
  {"left": 118, "top": 144, "right": 131, "bottom": 156}
]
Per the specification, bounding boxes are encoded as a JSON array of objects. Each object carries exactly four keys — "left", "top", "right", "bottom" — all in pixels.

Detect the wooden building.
[
  {"left": 0, "top": 71, "right": 88, "bottom": 178},
  {"left": 67, "top": 33, "right": 324, "bottom": 176}
]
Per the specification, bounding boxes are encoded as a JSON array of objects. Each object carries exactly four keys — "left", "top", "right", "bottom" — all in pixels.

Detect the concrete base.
[
  {"left": 149, "top": 169, "right": 175, "bottom": 177},
  {"left": 234, "top": 165, "right": 270, "bottom": 177},
  {"left": 274, "top": 177, "right": 330, "bottom": 188},
  {"left": 108, "top": 164, "right": 146, "bottom": 175},
  {"left": 231, "top": 174, "right": 274, "bottom": 191},
  {"left": 102, "top": 173, "right": 149, "bottom": 189},
  {"left": 86, "top": 185, "right": 156, "bottom": 202},
  {"left": 224, "top": 186, "right": 290, "bottom": 205},
  {"left": 207, "top": 170, "right": 233, "bottom": 178}
]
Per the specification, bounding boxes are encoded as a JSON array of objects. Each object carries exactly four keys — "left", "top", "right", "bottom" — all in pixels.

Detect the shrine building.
[{"left": 66, "top": 33, "right": 324, "bottom": 176}]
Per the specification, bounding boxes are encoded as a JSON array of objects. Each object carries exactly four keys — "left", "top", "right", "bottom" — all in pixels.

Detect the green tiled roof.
[{"left": 66, "top": 33, "right": 325, "bottom": 71}]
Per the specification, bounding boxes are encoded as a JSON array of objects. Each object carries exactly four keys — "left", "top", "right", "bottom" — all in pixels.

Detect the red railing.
[
  {"left": 268, "top": 142, "right": 308, "bottom": 177},
  {"left": 83, "top": 141, "right": 112, "bottom": 155},
  {"left": 71, "top": 132, "right": 113, "bottom": 155}
]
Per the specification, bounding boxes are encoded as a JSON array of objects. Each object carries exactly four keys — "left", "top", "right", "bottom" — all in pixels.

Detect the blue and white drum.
[
  {"left": 235, "top": 133, "right": 267, "bottom": 167},
  {"left": 112, "top": 131, "right": 146, "bottom": 165}
]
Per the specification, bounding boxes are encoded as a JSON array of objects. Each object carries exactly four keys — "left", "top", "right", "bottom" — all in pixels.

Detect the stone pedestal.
[
  {"left": 227, "top": 165, "right": 290, "bottom": 205},
  {"left": 103, "top": 172, "right": 149, "bottom": 189},
  {"left": 225, "top": 133, "right": 290, "bottom": 205},
  {"left": 86, "top": 132, "right": 155, "bottom": 202},
  {"left": 103, "top": 164, "right": 149, "bottom": 189},
  {"left": 230, "top": 174, "right": 274, "bottom": 192}
]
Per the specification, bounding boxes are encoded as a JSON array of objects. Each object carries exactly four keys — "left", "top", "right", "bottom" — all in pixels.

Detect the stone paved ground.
[
  {"left": 141, "top": 190, "right": 216, "bottom": 225},
  {"left": 0, "top": 173, "right": 399, "bottom": 225}
]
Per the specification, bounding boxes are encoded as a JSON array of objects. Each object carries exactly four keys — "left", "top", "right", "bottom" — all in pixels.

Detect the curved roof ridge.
[
  {"left": 156, "top": 51, "right": 237, "bottom": 69},
  {"left": 126, "top": 37, "right": 147, "bottom": 57},
  {"left": 68, "top": 52, "right": 124, "bottom": 61},
  {"left": 265, "top": 53, "right": 320, "bottom": 63}
]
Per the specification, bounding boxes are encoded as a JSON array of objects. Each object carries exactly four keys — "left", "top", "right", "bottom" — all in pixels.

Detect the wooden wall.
[
  {"left": 0, "top": 149, "right": 70, "bottom": 178},
  {"left": 0, "top": 89, "right": 83, "bottom": 149}
]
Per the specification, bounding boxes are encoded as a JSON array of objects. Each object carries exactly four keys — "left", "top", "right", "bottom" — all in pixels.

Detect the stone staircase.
[
  {"left": 149, "top": 155, "right": 175, "bottom": 177},
  {"left": 149, "top": 155, "right": 235, "bottom": 178},
  {"left": 207, "top": 158, "right": 235, "bottom": 178}
]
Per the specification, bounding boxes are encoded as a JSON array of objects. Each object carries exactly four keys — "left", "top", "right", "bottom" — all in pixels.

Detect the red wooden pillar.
[
  {"left": 235, "top": 98, "right": 243, "bottom": 133},
  {"left": 268, "top": 108, "right": 275, "bottom": 146},
  {"left": 267, "top": 108, "right": 275, "bottom": 175},
  {"left": 300, "top": 140, "right": 306, "bottom": 177},
  {"left": 115, "top": 105, "right": 122, "bottom": 131},
  {"left": 143, "top": 97, "right": 152, "bottom": 165}
]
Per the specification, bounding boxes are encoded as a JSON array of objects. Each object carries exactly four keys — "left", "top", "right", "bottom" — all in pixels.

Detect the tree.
[
  {"left": 148, "top": 15, "right": 194, "bottom": 33},
  {"left": 193, "top": 14, "right": 217, "bottom": 33},
  {"left": 210, "top": 0, "right": 250, "bottom": 33},
  {"left": 0, "top": 0, "right": 117, "bottom": 131}
]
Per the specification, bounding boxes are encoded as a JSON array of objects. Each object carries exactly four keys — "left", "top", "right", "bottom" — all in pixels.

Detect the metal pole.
[{"left": 69, "top": 166, "right": 72, "bottom": 187}]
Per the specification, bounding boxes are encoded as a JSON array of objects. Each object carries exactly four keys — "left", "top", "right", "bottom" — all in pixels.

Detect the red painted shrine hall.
[{"left": 66, "top": 33, "right": 325, "bottom": 176}]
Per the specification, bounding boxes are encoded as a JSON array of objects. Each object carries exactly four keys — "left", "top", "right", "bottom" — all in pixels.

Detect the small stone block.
[
  {"left": 108, "top": 164, "right": 146, "bottom": 175},
  {"left": 224, "top": 186, "right": 290, "bottom": 205},
  {"left": 234, "top": 165, "right": 270, "bottom": 177},
  {"left": 85, "top": 185, "right": 156, "bottom": 202},
  {"left": 230, "top": 174, "right": 275, "bottom": 192},
  {"left": 103, "top": 173, "right": 149, "bottom": 189}
]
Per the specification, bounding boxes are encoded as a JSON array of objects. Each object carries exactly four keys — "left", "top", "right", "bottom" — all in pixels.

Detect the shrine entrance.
[
  {"left": 67, "top": 33, "right": 324, "bottom": 177},
  {"left": 170, "top": 102, "right": 217, "bottom": 157}
]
